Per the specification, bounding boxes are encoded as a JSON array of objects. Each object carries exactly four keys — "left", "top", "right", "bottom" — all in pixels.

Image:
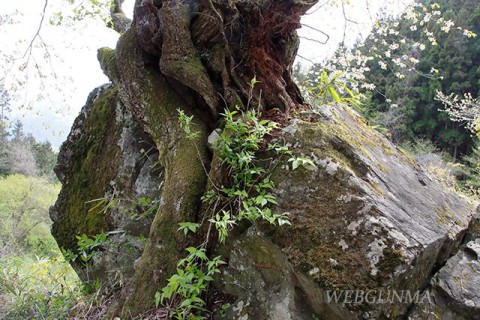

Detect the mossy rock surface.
[
  {"left": 215, "top": 104, "right": 478, "bottom": 319},
  {"left": 52, "top": 86, "right": 121, "bottom": 250},
  {"left": 50, "top": 84, "right": 164, "bottom": 284},
  {"left": 51, "top": 23, "right": 480, "bottom": 320}
]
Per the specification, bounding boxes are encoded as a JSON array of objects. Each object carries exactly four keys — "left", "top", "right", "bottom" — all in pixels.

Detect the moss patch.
[
  {"left": 261, "top": 119, "right": 409, "bottom": 296},
  {"left": 52, "top": 87, "right": 121, "bottom": 250},
  {"left": 98, "top": 47, "right": 120, "bottom": 81}
]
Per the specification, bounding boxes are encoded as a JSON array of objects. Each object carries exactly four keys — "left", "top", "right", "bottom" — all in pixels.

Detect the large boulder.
[
  {"left": 51, "top": 85, "right": 479, "bottom": 318},
  {"left": 49, "top": 0, "right": 480, "bottom": 317},
  {"left": 213, "top": 104, "right": 478, "bottom": 319},
  {"left": 50, "top": 23, "right": 479, "bottom": 318}
]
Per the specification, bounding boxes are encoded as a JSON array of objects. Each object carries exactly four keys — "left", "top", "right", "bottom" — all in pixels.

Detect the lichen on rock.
[
  {"left": 213, "top": 104, "right": 478, "bottom": 319},
  {"left": 51, "top": 82, "right": 479, "bottom": 319}
]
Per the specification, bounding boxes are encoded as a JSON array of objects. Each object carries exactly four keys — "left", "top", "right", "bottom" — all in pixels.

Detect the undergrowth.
[{"left": 0, "top": 251, "right": 81, "bottom": 319}]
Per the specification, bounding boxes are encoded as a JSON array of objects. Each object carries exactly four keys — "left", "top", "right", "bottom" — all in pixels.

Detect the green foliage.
[
  {"left": 178, "top": 109, "right": 201, "bottom": 140},
  {"left": 219, "top": 303, "right": 231, "bottom": 317},
  {"left": 0, "top": 120, "right": 58, "bottom": 180},
  {"left": 126, "top": 196, "right": 160, "bottom": 220},
  {"left": 458, "top": 141, "right": 480, "bottom": 196},
  {"left": 86, "top": 191, "right": 120, "bottom": 215},
  {"left": 87, "top": 191, "right": 160, "bottom": 223},
  {"left": 0, "top": 124, "right": 11, "bottom": 176},
  {"left": 31, "top": 140, "right": 58, "bottom": 179},
  {"left": 0, "top": 174, "right": 60, "bottom": 251},
  {"left": 209, "top": 210, "right": 237, "bottom": 244},
  {"left": 159, "top": 106, "right": 312, "bottom": 318},
  {"left": 159, "top": 247, "right": 225, "bottom": 319},
  {"left": 61, "top": 232, "right": 109, "bottom": 294},
  {"left": 208, "top": 109, "right": 291, "bottom": 241},
  {"left": 178, "top": 222, "right": 201, "bottom": 237},
  {"left": 294, "top": 0, "right": 479, "bottom": 158},
  {"left": 289, "top": 156, "right": 317, "bottom": 171},
  {"left": 400, "top": 138, "right": 473, "bottom": 194},
  {"left": 306, "top": 70, "right": 364, "bottom": 108},
  {"left": 358, "top": 0, "right": 480, "bottom": 156},
  {"left": 75, "top": 232, "right": 108, "bottom": 264},
  {"left": 0, "top": 174, "right": 80, "bottom": 319},
  {"left": 0, "top": 254, "right": 81, "bottom": 319}
]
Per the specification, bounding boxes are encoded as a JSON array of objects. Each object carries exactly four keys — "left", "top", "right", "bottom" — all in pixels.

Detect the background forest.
[
  {"left": 295, "top": 0, "right": 480, "bottom": 195},
  {"left": 0, "top": 0, "right": 479, "bottom": 318},
  {"left": 0, "top": 101, "right": 80, "bottom": 318}
]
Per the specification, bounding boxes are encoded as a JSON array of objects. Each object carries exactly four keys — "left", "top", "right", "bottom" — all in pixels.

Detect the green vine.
[{"left": 158, "top": 102, "right": 315, "bottom": 318}]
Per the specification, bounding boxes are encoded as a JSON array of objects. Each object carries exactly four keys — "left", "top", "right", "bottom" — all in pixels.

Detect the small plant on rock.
[{"left": 159, "top": 93, "right": 315, "bottom": 318}]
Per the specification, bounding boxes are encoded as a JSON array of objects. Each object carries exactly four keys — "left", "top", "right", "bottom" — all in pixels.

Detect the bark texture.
[
  {"left": 96, "top": 0, "right": 319, "bottom": 316},
  {"left": 134, "top": 0, "right": 316, "bottom": 117}
]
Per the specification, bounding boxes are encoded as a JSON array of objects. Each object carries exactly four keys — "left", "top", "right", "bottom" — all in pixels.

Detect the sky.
[
  {"left": 0, "top": 0, "right": 409, "bottom": 148},
  {"left": 0, "top": 0, "right": 124, "bottom": 147}
]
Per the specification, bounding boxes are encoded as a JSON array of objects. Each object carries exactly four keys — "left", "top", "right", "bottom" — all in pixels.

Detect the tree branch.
[{"left": 23, "top": 0, "right": 48, "bottom": 60}]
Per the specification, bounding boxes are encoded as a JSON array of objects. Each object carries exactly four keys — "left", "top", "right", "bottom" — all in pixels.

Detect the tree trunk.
[
  {"left": 98, "top": 0, "right": 318, "bottom": 316},
  {"left": 134, "top": 0, "right": 316, "bottom": 117}
]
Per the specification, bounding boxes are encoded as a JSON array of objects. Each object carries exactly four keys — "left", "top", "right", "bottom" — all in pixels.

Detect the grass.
[
  {"left": 0, "top": 174, "right": 82, "bottom": 319},
  {"left": 0, "top": 250, "right": 81, "bottom": 319}
]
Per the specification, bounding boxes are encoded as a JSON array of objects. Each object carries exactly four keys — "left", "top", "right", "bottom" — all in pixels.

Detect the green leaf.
[
  {"left": 331, "top": 71, "right": 345, "bottom": 81},
  {"left": 155, "top": 291, "right": 161, "bottom": 308},
  {"left": 292, "top": 159, "right": 300, "bottom": 170},
  {"left": 178, "top": 222, "right": 200, "bottom": 236},
  {"left": 185, "top": 247, "right": 197, "bottom": 254},
  {"left": 1, "top": 280, "right": 17, "bottom": 296},
  {"left": 180, "top": 298, "right": 193, "bottom": 308},
  {"left": 328, "top": 86, "right": 342, "bottom": 103},
  {"left": 196, "top": 250, "right": 208, "bottom": 261}
]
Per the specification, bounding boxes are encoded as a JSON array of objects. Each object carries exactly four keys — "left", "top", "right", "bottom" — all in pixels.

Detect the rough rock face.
[
  {"left": 50, "top": 84, "right": 164, "bottom": 283},
  {"left": 409, "top": 217, "right": 480, "bottom": 320},
  {"left": 214, "top": 105, "right": 479, "bottom": 319}
]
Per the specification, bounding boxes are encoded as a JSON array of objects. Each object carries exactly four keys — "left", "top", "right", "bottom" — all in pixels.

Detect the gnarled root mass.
[
  {"left": 135, "top": 0, "right": 317, "bottom": 117},
  {"left": 95, "top": 0, "right": 318, "bottom": 317}
]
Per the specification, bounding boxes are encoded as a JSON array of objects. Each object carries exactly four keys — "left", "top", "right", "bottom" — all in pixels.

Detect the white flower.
[
  {"left": 423, "top": 13, "right": 432, "bottom": 23},
  {"left": 362, "top": 83, "right": 376, "bottom": 90},
  {"left": 389, "top": 44, "right": 399, "bottom": 50},
  {"left": 440, "top": 20, "right": 454, "bottom": 33}
]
